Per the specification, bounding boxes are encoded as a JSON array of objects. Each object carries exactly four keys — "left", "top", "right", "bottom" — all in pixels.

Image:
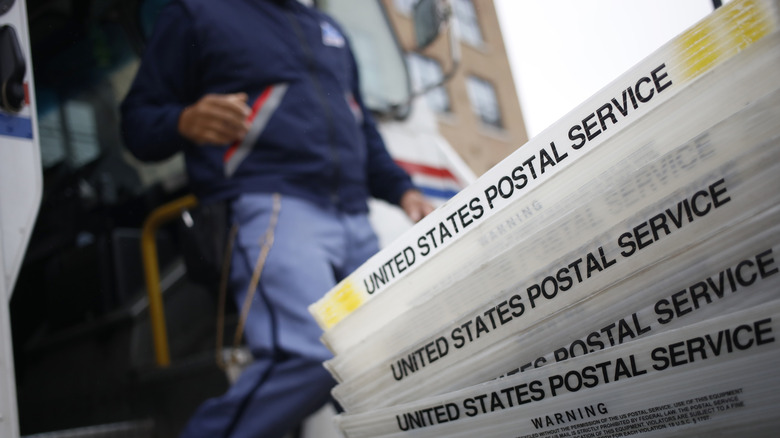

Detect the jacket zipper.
[{"left": 286, "top": 9, "right": 341, "bottom": 206}]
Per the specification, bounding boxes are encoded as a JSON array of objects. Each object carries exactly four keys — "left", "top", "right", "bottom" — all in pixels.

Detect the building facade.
[{"left": 382, "top": 0, "right": 528, "bottom": 175}]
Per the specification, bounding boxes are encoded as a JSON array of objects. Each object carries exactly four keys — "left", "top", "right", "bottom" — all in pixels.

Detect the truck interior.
[{"left": 8, "top": 0, "right": 431, "bottom": 435}]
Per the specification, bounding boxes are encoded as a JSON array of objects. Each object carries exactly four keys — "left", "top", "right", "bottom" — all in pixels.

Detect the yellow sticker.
[
  {"left": 675, "top": 0, "right": 773, "bottom": 81},
  {"left": 724, "top": 0, "right": 772, "bottom": 50},
  {"left": 317, "top": 280, "right": 364, "bottom": 329}
]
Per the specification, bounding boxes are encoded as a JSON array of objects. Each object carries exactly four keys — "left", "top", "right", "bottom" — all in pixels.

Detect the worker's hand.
[
  {"left": 400, "top": 189, "right": 435, "bottom": 223},
  {"left": 178, "top": 93, "right": 251, "bottom": 146}
]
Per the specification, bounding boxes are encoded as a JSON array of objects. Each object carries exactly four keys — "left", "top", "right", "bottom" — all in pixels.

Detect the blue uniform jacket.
[{"left": 120, "top": 0, "right": 414, "bottom": 212}]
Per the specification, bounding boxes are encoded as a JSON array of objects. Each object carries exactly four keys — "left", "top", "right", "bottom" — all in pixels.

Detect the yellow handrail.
[{"left": 141, "top": 194, "right": 198, "bottom": 367}]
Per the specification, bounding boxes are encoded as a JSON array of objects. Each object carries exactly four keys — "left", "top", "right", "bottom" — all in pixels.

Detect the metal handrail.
[{"left": 140, "top": 194, "right": 198, "bottom": 367}]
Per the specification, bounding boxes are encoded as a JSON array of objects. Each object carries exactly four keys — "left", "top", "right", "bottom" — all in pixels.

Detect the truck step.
[{"left": 22, "top": 420, "right": 155, "bottom": 438}]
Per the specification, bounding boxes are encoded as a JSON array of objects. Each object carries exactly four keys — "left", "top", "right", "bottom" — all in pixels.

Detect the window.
[
  {"left": 407, "top": 53, "right": 451, "bottom": 114},
  {"left": 466, "top": 76, "right": 502, "bottom": 128},
  {"left": 322, "top": 0, "right": 412, "bottom": 113},
  {"left": 453, "top": 0, "right": 483, "bottom": 47},
  {"left": 393, "top": 0, "right": 417, "bottom": 15}
]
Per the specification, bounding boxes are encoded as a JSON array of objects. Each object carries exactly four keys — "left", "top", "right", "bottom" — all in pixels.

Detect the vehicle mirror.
[{"left": 413, "top": 0, "right": 442, "bottom": 50}]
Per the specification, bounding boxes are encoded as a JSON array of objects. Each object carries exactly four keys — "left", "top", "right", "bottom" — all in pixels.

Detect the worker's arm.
[
  {"left": 342, "top": 33, "right": 433, "bottom": 220},
  {"left": 120, "top": 2, "right": 249, "bottom": 161},
  {"left": 399, "top": 189, "right": 436, "bottom": 222},
  {"left": 178, "top": 93, "right": 250, "bottom": 146}
]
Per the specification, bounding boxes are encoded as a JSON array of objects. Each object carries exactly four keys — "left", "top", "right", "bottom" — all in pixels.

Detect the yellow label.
[
  {"left": 675, "top": 0, "right": 773, "bottom": 81},
  {"left": 316, "top": 280, "right": 364, "bottom": 329}
]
